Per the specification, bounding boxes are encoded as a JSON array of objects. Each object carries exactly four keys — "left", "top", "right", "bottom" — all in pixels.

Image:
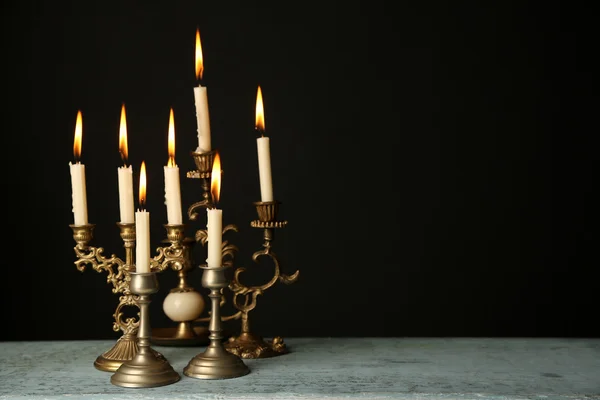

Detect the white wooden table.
[{"left": 1, "top": 338, "right": 598, "bottom": 399}]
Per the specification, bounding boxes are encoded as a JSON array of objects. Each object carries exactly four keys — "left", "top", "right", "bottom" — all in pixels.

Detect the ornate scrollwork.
[
  {"left": 151, "top": 243, "right": 187, "bottom": 273},
  {"left": 74, "top": 246, "right": 127, "bottom": 294},
  {"left": 229, "top": 237, "right": 299, "bottom": 327}
]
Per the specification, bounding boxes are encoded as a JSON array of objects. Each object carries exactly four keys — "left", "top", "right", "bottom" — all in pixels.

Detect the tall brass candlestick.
[
  {"left": 71, "top": 222, "right": 140, "bottom": 372},
  {"left": 224, "top": 201, "right": 299, "bottom": 359},
  {"left": 184, "top": 264, "right": 249, "bottom": 380},
  {"left": 111, "top": 272, "right": 180, "bottom": 388}
]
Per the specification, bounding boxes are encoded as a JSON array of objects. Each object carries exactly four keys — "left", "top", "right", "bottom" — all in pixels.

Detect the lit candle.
[
  {"left": 117, "top": 104, "right": 135, "bottom": 224},
  {"left": 193, "top": 27, "right": 212, "bottom": 153},
  {"left": 206, "top": 153, "right": 222, "bottom": 268},
  {"left": 255, "top": 86, "right": 273, "bottom": 202},
  {"left": 164, "top": 108, "right": 183, "bottom": 225},
  {"left": 69, "top": 110, "right": 88, "bottom": 225},
  {"left": 135, "top": 161, "right": 151, "bottom": 273}
]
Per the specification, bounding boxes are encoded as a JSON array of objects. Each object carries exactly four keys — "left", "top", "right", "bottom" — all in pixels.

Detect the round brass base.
[
  {"left": 184, "top": 345, "right": 250, "bottom": 380},
  {"left": 94, "top": 333, "right": 139, "bottom": 372},
  {"left": 111, "top": 352, "right": 180, "bottom": 388},
  {"left": 151, "top": 325, "right": 210, "bottom": 346},
  {"left": 225, "top": 333, "right": 289, "bottom": 359},
  {"left": 94, "top": 355, "right": 125, "bottom": 372}
]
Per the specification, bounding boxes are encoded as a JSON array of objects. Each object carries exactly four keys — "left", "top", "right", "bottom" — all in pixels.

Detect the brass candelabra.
[
  {"left": 150, "top": 224, "right": 207, "bottom": 345},
  {"left": 223, "top": 200, "right": 300, "bottom": 358},
  {"left": 70, "top": 213, "right": 203, "bottom": 371},
  {"left": 70, "top": 222, "right": 140, "bottom": 372},
  {"left": 150, "top": 149, "right": 238, "bottom": 346}
]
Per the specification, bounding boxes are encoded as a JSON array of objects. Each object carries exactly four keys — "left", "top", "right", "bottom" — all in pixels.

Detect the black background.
[{"left": 1, "top": 1, "right": 596, "bottom": 341}]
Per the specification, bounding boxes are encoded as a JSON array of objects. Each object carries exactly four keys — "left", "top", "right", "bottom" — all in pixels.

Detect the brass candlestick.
[
  {"left": 184, "top": 264, "right": 250, "bottom": 380},
  {"left": 150, "top": 224, "right": 208, "bottom": 346},
  {"left": 111, "top": 272, "right": 180, "bottom": 388},
  {"left": 71, "top": 222, "right": 141, "bottom": 372},
  {"left": 224, "top": 201, "right": 299, "bottom": 359}
]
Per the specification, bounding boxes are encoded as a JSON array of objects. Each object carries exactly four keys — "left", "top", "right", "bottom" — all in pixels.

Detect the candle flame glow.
[
  {"left": 119, "top": 104, "right": 128, "bottom": 165},
  {"left": 73, "top": 110, "right": 83, "bottom": 162},
  {"left": 210, "top": 152, "right": 221, "bottom": 205},
  {"left": 168, "top": 108, "right": 176, "bottom": 167},
  {"left": 255, "top": 85, "right": 265, "bottom": 133},
  {"left": 139, "top": 161, "right": 147, "bottom": 209},
  {"left": 195, "top": 27, "right": 204, "bottom": 80}
]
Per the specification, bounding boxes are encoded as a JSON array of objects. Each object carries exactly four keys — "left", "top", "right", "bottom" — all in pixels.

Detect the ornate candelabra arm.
[
  {"left": 70, "top": 222, "right": 141, "bottom": 372},
  {"left": 224, "top": 201, "right": 299, "bottom": 359}
]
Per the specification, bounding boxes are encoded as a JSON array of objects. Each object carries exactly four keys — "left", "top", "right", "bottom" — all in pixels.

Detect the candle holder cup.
[
  {"left": 111, "top": 272, "right": 180, "bottom": 388},
  {"left": 183, "top": 264, "right": 250, "bottom": 380},
  {"left": 71, "top": 222, "right": 141, "bottom": 372},
  {"left": 223, "top": 200, "right": 300, "bottom": 359}
]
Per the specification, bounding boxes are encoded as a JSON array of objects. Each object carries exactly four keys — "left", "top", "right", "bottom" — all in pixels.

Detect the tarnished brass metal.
[
  {"left": 184, "top": 265, "right": 249, "bottom": 380},
  {"left": 111, "top": 272, "right": 180, "bottom": 388},
  {"left": 187, "top": 149, "right": 216, "bottom": 217},
  {"left": 150, "top": 224, "right": 209, "bottom": 346},
  {"left": 71, "top": 223, "right": 141, "bottom": 372},
  {"left": 224, "top": 201, "right": 299, "bottom": 359}
]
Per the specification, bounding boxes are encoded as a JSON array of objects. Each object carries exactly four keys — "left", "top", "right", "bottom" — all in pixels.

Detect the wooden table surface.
[{"left": 1, "top": 337, "right": 599, "bottom": 399}]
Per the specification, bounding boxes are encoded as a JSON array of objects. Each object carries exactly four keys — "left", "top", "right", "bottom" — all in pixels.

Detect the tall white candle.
[
  {"left": 255, "top": 86, "right": 274, "bottom": 202},
  {"left": 135, "top": 161, "right": 151, "bottom": 273},
  {"left": 206, "top": 208, "right": 222, "bottom": 268},
  {"left": 164, "top": 108, "right": 183, "bottom": 224},
  {"left": 194, "top": 28, "right": 211, "bottom": 153},
  {"left": 206, "top": 152, "right": 222, "bottom": 268},
  {"left": 118, "top": 166, "right": 134, "bottom": 224},
  {"left": 117, "top": 104, "right": 135, "bottom": 224},
  {"left": 70, "top": 163, "right": 88, "bottom": 225},
  {"left": 70, "top": 110, "right": 88, "bottom": 225}
]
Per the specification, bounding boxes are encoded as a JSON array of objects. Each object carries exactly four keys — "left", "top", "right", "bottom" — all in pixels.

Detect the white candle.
[
  {"left": 194, "top": 28, "right": 211, "bottom": 153},
  {"left": 164, "top": 108, "right": 183, "bottom": 224},
  {"left": 135, "top": 161, "right": 151, "bottom": 273},
  {"left": 70, "top": 162, "right": 88, "bottom": 225},
  {"left": 117, "top": 104, "right": 134, "bottom": 224},
  {"left": 255, "top": 86, "right": 274, "bottom": 202},
  {"left": 206, "top": 208, "right": 222, "bottom": 268},
  {"left": 118, "top": 166, "right": 134, "bottom": 224},
  {"left": 206, "top": 152, "right": 222, "bottom": 268},
  {"left": 70, "top": 110, "right": 88, "bottom": 225}
]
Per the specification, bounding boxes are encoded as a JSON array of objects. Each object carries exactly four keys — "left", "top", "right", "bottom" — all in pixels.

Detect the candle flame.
[
  {"left": 139, "top": 161, "right": 147, "bottom": 209},
  {"left": 119, "top": 103, "right": 128, "bottom": 165},
  {"left": 73, "top": 110, "right": 83, "bottom": 161},
  {"left": 210, "top": 152, "right": 221, "bottom": 205},
  {"left": 168, "top": 108, "right": 176, "bottom": 167},
  {"left": 255, "top": 85, "right": 265, "bottom": 133},
  {"left": 195, "top": 27, "right": 204, "bottom": 80}
]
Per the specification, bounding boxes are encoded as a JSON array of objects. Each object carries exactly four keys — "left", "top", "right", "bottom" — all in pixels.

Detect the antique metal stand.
[
  {"left": 224, "top": 200, "right": 299, "bottom": 358},
  {"left": 111, "top": 272, "right": 180, "bottom": 388},
  {"left": 150, "top": 148, "right": 239, "bottom": 346},
  {"left": 151, "top": 224, "right": 208, "bottom": 346},
  {"left": 184, "top": 264, "right": 250, "bottom": 379},
  {"left": 71, "top": 223, "right": 140, "bottom": 372}
]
